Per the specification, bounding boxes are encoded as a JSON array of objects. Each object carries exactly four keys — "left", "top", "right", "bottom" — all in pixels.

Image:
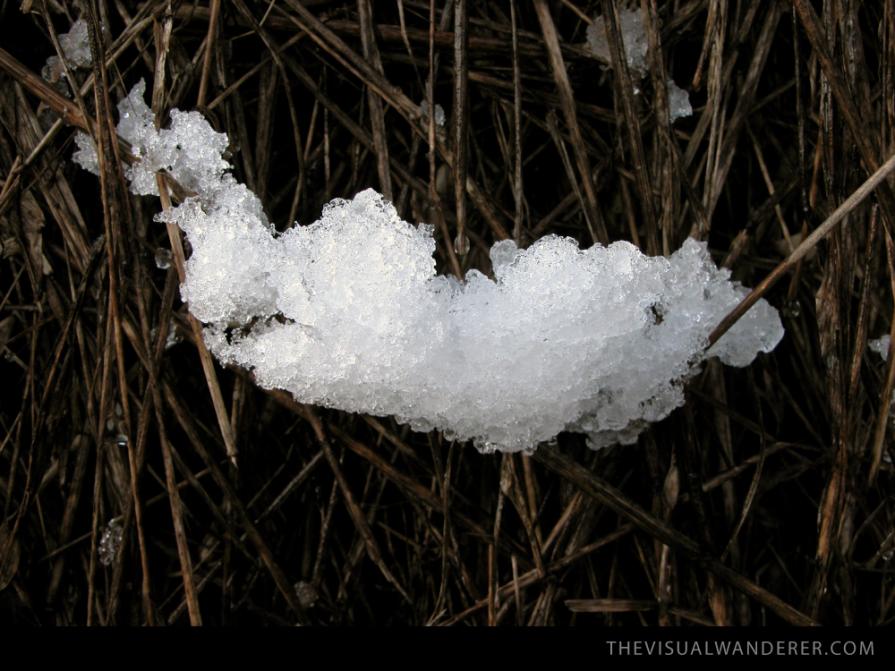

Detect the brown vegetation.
[{"left": 0, "top": 0, "right": 893, "bottom": 625}]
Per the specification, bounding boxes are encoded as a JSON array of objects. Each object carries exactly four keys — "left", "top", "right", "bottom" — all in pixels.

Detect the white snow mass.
[{"left": 73, "top": 81, "right": 785, "bottom": 453}]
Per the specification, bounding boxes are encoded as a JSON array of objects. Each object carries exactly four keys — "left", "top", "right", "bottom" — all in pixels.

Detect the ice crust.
[{"left": 73, "top": 81, "right": 784, "bottom": 453}]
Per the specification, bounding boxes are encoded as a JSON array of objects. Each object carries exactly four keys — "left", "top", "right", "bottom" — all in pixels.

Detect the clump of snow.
[
  {"left": 294, "top": 581, "right": 319, "bottom": 609},
  {"left": 419, "top": 100, "right": 445, "bottom": 127},
  {"left": 666, "top": 79, "right": 692, "bottom": 122},
  {"left": 73, "top": 82, "right": 785, "bottom": 453},
  {"left": 42, "top": 19, "right": 92, "bottom": 85},
  {"left": 870, "top": 335, "right": 895, "bottom": 418},
  {"left": 74, "top": 80, "right": 239, "bottom": 201}
]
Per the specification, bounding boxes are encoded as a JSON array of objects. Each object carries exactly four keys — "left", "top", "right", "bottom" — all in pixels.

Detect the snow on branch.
[{"left": 74, "top": 82, "right": 784, "bottom": 453}]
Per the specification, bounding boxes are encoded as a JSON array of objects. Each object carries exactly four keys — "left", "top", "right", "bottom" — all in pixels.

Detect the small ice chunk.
[
  {"left": 586, "top": 9, "right": 649, "bottom": 74},
  {"left": 419, "top": 100, "right": 445, "bottom": 127},
  {"left": 667, "top": 79, "right": 692, "bottom": 122},
  {"left": 72, "top": 131, "right": 99, "bottom": 174},
  {"left": 871, "top": 335, "right": 891, "bottom": 361}
]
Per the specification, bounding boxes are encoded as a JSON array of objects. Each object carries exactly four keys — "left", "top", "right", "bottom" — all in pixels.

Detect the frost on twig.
[{"left": 73, "top": 82, "right": 784, "bottom": 454}]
